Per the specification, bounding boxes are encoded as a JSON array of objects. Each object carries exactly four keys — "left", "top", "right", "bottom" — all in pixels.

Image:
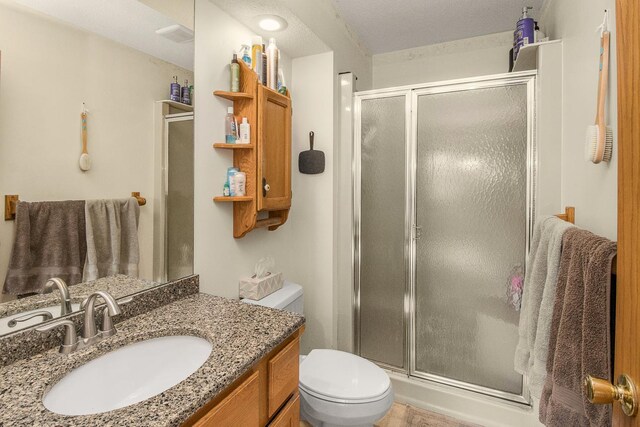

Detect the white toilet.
[{"left": 243, "top": 281, "right": 394, "bottom": 427}]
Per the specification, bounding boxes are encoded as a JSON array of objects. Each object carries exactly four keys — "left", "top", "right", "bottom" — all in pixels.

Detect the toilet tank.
[{"left": 241, "top": 281, "right": 304, "bottom": 315}]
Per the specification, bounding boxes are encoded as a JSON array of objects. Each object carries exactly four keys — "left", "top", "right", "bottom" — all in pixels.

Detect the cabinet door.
[
  {"left": 268, "top": 337, "right": 299, "bottom": 417},
  {"left": 268, "top": 394, "right": 300, "bottom": 427},
  {"left": 257, "top": 86, "right": 292, "bottom": 211},
  {"left": 194, "top": 371, "right": 260, "bottom": 427}
]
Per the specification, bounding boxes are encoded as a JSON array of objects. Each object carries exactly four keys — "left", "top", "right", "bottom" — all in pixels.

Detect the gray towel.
[
  {"left": 514, "top": 216, "right": 574, "bottom": 398},
  {"left": 82, "top": 198, "right": 140, "bottom": 281},
  {"left": 539, "top": 228, "right": 616, "bottom": 427},
  {"left": 3, "top": 200, "right": 87, "bottom": 295}
]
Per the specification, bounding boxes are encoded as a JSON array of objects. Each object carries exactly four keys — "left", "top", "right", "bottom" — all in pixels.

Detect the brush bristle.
[
  {"left": 603, "top": 126, "right": 613, "bottom": 162},
  {"left": 585, "top": 125, "right": 599, "bottom": 162}
]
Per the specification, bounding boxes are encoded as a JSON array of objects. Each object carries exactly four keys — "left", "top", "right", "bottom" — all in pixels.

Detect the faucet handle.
[
  {"left": 36, "top": 319, "right": 78, "bottom": 354},
  {"left": 99, "top": 307, "right": 117, "bottom": 337}
]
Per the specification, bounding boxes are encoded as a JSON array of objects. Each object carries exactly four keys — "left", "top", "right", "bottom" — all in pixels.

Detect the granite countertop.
[
  {"left": 0, "top": 275, "right": 158, "bottom": 318},
  {"left": 0, "top": 293, "right": 305, "bottom": 426}
]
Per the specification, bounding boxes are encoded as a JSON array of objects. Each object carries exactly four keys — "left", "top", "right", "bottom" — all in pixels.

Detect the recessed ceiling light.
[{"left": 256, "top": 15, "right": 288, "bottom": 32}]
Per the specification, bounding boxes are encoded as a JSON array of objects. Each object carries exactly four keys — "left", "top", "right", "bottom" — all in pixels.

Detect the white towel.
[
  {"left": 514, "top": 215, "right": 574, "bottom": 398},
  {"left": 83, "top": 198, "right": 140, "bottom": 281}
]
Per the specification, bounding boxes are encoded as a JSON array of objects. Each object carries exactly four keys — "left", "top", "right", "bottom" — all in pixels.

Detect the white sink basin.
[
  {"left": 0, "top": 304, "right": 81, "bottom": 334},
  {"left": 43, "top": 335, "right": 212, "bottom": 415}
]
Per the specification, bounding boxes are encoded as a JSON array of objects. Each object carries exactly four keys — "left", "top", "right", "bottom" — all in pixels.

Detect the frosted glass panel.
[
  {"left": 359, "top": 96, "right": 406, "bottom": 368},
  {"left": 167, "top": 119, "right": 194, "bottom": 281},
  {"left": 414, "top": 85, "right": 528, "bottom": 394}
]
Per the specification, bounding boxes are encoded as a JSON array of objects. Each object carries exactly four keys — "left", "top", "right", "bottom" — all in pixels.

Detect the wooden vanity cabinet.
[
  {"left": 183, "top": 327, "right": 302, "bottom": 427},
  {"left": 213, "top": 61, "right": 292, "bottom": 238}
]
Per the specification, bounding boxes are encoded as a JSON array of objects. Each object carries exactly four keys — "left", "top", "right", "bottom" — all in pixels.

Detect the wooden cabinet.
[
  {"left": 192, "top": 372, "right": 260, "bottom": 427},
  {"left": 214, "top": 61, "right": 292, "bottom": 238},
  {"left": 183, "top": 328, "right": 303, "bottom": 427}
]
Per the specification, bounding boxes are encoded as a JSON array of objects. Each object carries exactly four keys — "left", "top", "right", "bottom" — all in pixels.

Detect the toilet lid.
[{"left": 299, "top": 349, "right": 391, "bottom": 403}]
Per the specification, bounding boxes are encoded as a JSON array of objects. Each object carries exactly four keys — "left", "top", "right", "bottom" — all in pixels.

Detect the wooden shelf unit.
[{"left": 213, "top": 60, "right": 291, "bottom": 238}]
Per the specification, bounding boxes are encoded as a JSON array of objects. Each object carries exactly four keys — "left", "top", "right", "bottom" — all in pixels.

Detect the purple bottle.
[
  {"left": 513, "top": 6, "right": 535, "bottom": 62},
  {"left": 170, "top": 75, "right": 181, "bottom": 102},
  {"left": 181, "top": 79, "right": 191, "bottom": 105}
]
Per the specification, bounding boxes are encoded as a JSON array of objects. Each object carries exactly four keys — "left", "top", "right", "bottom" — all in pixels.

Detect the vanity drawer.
[
  {"left": 268, "top": 337, "right": 299, "bottom": 417},
  {"left": 194, "top": 371, "right": 259, "bottom": 427},
  {"left": 268, "top": 393, "right": 300, "bottom": 427}
]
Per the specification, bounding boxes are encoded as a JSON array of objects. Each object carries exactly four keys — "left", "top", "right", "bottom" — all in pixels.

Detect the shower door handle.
[{"left": 412, "top": 225, "right": 422, "bottom": 240}]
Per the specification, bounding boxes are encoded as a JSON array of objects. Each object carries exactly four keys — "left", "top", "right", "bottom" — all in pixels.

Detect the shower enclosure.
[{"left": 354, "top": 72, "right": 535, "bottom": 403}]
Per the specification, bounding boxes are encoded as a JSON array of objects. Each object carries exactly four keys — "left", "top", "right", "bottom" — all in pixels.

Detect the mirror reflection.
[{"left": 0, "top": 0, "right": 195, "bottom": 334}]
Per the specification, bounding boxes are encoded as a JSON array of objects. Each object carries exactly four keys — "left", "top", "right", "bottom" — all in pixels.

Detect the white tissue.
[{"left": 254, "top": 256, "right": 275, "bottom": 279}]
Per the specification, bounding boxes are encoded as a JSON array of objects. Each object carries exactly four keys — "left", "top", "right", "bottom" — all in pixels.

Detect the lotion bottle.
[
  {"left": 230, "top": 54, "right": 240, "bottom": 92},
  {"left": 239, "top": 117, "right": 250, "bottom": 144}
]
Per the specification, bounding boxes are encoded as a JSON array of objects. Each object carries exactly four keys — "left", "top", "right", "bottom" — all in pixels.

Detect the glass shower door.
[
  {"left": 412, "top": 83, "right": 530, "bottom": 398},
  {"left": 166, "top": 116, "right": 194, "bottom": 281},
  {"left": 356, "top": 93, "right": 409, "bottom": 368}
]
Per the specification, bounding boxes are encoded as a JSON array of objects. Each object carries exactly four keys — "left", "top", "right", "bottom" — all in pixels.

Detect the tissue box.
[{"left": 239, "top": 272, "right": 283, "bottom": 300}]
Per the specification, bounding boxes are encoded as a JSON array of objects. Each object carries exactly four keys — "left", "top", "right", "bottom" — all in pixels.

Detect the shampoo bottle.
[
  {"left": 261, "top": 44, "right": 268, "bottom": 86},
  {"left": 240, "top": 44, "right": 251, "bottom": 68},
  {"left": 239, "top": 117, "right": 250, "bottom": 144},
  {"left": 225, "top": 107, "right": 237, "bottom": 144},
  {"left": 266, "top": 38, "right": 279, "bottom": 90},
  {"left": 170, "top": 76, "right": 181, "bottom": 102},
  {"left": 230, "top": 54, "right": 240, "bottom": 92},
  {"left": 181, "top": 79, "right": 191, "bottom": 105},
  {"left": 513, "top": 6, "right": 534, "bottom": 61},
  {"left": 252, "top": 36, "right": 263, "bottom": 81}
]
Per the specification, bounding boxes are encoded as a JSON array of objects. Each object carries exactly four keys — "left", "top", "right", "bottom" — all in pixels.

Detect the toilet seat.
[{"left": 299, "top": 349, "right": 391, "bottom": 404}]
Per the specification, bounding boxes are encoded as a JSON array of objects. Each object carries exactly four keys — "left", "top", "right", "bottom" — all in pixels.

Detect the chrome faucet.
[
  {"left": 36, "top": 319, "right": 79, "bottom": 354},
  {"left": 80, "top": 291, "right": 122, "bottom": 345},
  {"left": 37, "top": 291, "right": 121, "bottom": 354},
  {"left": 43, "top": 278, "right": 73, "bottom": 315}
]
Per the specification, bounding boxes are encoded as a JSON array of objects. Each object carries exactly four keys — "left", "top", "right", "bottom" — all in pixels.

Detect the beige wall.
[
  {"left": 540, "top": 0, "right": 617, "bottom": 240},
  {"left": 0, "top": 1, "right": 193, "bottom": 295},
  {"left": 372, "top": 31, "right": 513, "bottom": 89}
]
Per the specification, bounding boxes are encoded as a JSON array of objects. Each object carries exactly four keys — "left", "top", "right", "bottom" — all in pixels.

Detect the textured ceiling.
[
  {"left": 331, "top": 0, "right": 545, "bottom": 54},
  {"left": 210, "top": 0, "right": 330, "bottom": 58},
  {"left": 11, "top": 0, "right": 194, "bottom": 70}
]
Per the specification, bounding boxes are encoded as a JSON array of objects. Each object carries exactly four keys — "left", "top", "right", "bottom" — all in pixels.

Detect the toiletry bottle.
[
  {"left": 227, "top": 167, "right": 239, "bottom": 196},
  {"left": 513, "top": 6, "right": 534, "bottom": 61},
  {"left": 252, "top": 36, "right": 263, "bottom": 81},
  {"left": 181, "top": 79, "right": 191, "bottom": 105},
  {"left": 234, "top": 172, "right": 246, "bottom": 196},
  {"left": 241, "top": 44, "right": 251, "bottom": 68},
  {"left": 266, "top": 38, "right": 279, "bottom": 90},
  {"left": 170, "top": 76, "right": 181, "bottom": 102},
  {"left": 225, "top": 107, "right": 237, "bottom": 144},
  {"left": 239, "top": 117, "right": 250, "bottom": 144},
  {"left": 223, "top": 181, "right": 230, "bottom": 197},
  {"left": 230, "top": 54, "right": 240, "bottom": 92},
  {"left": 261, "top": 44, "right": 268, "bottom": 86}
]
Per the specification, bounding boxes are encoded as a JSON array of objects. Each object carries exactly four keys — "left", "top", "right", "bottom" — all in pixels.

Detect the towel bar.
[
  {"left": 4, "top": 192, "right": 146, "bottom": 221},
  {"left": 555, "top": 206, "right": 617, "bottom": 275}
]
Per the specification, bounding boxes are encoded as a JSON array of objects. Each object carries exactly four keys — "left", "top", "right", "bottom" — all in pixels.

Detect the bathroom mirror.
[{"left": 0, "top": 0, "right": 195, "bottom": 335}]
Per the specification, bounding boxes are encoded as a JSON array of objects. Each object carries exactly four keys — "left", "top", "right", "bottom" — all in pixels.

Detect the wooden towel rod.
[
  {"left": 554, "top": 206, "right": 617, "bottom": 275},
  {"left": 4, "top": 192, "right": 146, "bottom": 221}
]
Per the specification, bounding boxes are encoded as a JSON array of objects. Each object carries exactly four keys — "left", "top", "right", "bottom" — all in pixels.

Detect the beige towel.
[
  {"left": 539, "top": 228, "right": 616, "bottom": 427},
  {"left": 3, "top": 200, "right": 87, "bottom": 295},
  {"left": 82, "top": 198, "right": 140, "bottom": 281},
  {"left": 514, "top": 216, "right": 574, "bottom": 398}
]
